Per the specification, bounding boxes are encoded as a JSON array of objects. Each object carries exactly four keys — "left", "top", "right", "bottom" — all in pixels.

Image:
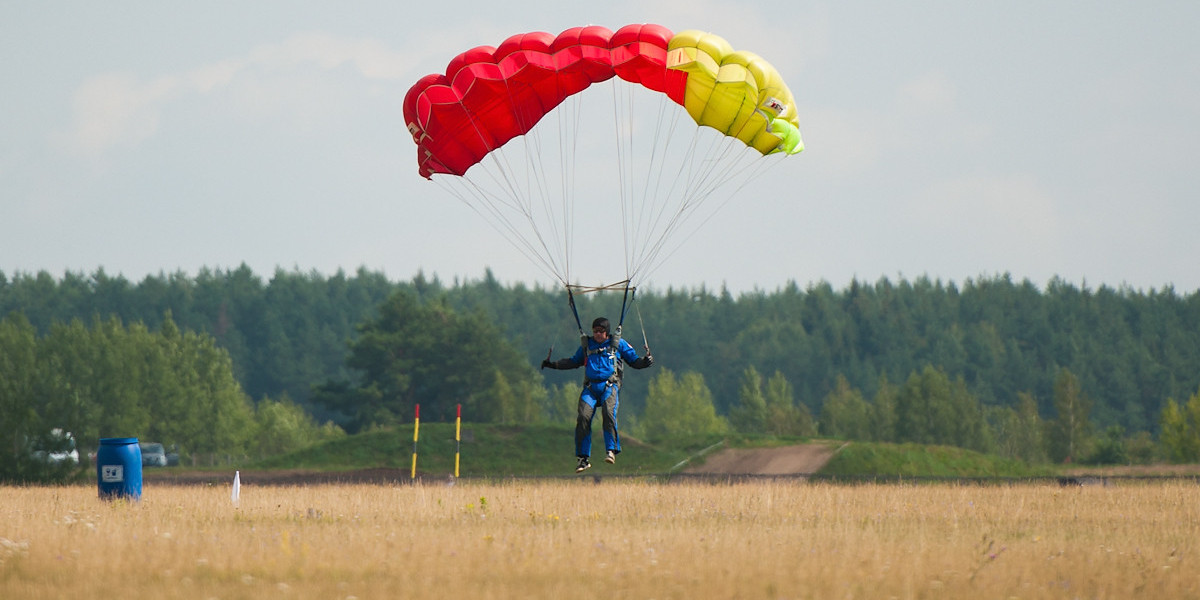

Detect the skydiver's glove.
[
  {"left": 631, "top": 354, "right": 653, "bottom": 369},
  {"left": 541, "top": 359, "right": 553, "bottom": 370},
  {"left": 542, "top": 358, "right": 577, "bottom": 370}
]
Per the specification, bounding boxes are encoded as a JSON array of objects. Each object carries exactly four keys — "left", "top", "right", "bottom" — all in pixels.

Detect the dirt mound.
[{"left": 680, "top": 443, "right": 839, "bottom": 475}]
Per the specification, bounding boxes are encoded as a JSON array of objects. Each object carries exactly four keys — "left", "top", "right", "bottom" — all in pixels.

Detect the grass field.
[{"left": 2, "top": 480, "right": 1198, "bottom": 599}]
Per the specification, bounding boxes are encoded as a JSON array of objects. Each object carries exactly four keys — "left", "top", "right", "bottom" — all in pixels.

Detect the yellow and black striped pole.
[
  {"left": 454, "top": 404, "right": 462, "bottom": 478},
  {"left": 410, "top": 403, "right": 420, "bottom": 480}
]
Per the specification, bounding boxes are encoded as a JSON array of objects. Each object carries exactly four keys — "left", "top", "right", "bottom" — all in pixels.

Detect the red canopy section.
[{"left": 403, "top": 24, "right": 685, "bottom": 179}]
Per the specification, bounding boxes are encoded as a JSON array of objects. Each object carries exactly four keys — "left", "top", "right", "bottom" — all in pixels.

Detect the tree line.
[
  {"left": 3, "top": 266, "right": 1200, "bottom": 468},
  {"left": 0, "top": 311, "right": 343, "bottom": 482}
]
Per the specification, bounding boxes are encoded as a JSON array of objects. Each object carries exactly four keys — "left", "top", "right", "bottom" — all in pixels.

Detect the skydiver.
[{"left": 542, "top": 317, "right": 653, "bottom": 473}]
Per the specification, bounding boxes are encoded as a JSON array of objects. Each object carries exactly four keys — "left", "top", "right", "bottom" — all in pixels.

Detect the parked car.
[
  {"left": 30, "top": 429, "right": 80, "bottom": 465},
  {"left": 140, "top": 442, "right": 168, "bottom": 467}
]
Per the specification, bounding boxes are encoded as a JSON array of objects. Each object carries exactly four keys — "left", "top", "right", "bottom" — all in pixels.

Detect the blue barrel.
[{"left": 96, "top": 438, "right": 142, "bottom": 500}]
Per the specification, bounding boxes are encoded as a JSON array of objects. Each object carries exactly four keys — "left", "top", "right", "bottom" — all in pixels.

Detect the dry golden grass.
[{"left": 1, "top": 479, "right": 1198, "bottom": 599}]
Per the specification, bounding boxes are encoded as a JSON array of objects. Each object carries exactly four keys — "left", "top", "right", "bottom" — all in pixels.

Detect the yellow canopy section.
[{"left": 667, "top": 30, "right": 803, "bottom": 155}]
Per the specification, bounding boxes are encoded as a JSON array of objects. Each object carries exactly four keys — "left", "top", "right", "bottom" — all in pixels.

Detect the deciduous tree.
[
  {"left": 638, "top": 368, "right": 727, "bottom": 440},
  {"left": 820, "top": 374, "right": 870, "bottom": 440},
  {"left": 1160, "top": 387, "right": 1200, "bottom": 462},
  {"left": 729, "top": 366, "right": 768, "bottom": 433},
  {"left": 1046, "top": 368, "right": 1093, "bottom": 463}
]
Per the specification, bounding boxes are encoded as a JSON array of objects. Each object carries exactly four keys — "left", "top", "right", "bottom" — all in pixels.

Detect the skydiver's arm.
[
  {"left": 542, "top": 347, "right": 584, "bottom": 370},
  {"left": 629, "top": 355, "right": 653, "bottom": 369},
  {"left": 620, "top": 339, "right": 654, "bottom": 369}
]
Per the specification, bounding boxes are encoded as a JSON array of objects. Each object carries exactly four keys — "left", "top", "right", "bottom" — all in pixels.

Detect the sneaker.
[
  {"left": 605, "top": 450, "right": 616, "bottom": 464},
  {"left": 575, "top": 457, "right": 591, "bottom": 473}
]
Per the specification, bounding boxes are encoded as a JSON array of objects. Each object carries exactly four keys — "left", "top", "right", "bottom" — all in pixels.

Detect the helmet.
[{"left": 591, "top": 317, "right": 610, "bottom": 333}]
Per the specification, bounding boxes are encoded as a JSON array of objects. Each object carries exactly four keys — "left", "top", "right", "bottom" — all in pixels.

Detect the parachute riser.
[
  {"left": 562, "top": 280, "right": 649, "bottom": 355},
  {"left": 618, "top": 282, "right": 634, "bottom": 331},
  {"left": 566, "top": 287, "right": 585, "bottom": 337}
]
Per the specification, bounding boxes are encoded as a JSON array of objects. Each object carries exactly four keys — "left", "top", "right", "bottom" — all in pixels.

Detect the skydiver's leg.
[
  {"left": 600, "top": 385, "right": 621, "bottom": 455},
  {"left": 575, "top": 387, "right": 598, "bottom": 458}
]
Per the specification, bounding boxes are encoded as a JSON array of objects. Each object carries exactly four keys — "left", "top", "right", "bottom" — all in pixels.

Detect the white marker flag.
[{"left": 232, "top": 470, "right": 241, "bottom": 505}]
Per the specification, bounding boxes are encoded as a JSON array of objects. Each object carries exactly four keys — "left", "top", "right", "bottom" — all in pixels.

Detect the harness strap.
[{"left": 581, "top": 334, "right": 625, "bottom": 387}]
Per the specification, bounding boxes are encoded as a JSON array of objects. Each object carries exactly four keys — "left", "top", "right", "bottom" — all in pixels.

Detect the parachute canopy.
[
  {"left": 403, "top": 25, "right": 803, "bottom": 288},
  {"left": 404, "top": 24, "right": 802, "bottom": 179}
]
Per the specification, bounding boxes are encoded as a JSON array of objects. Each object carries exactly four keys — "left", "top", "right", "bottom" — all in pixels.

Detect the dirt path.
[{"left": 680, "top": 443, "right": 840, "bottom": 475}]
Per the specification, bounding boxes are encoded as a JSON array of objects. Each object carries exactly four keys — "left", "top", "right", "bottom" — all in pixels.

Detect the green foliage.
[
  {"left": 1046, "top": 368, "right": 1093, "bottom": 463},
  {"left": 249, "top": 395, "right": 345, "bottom": 459},
  {"left": 764, "top": 370, "right": 815, "bottom": 436},
  {"left": 1159, "top": 387, "right": 1200, "bottom": 462},
  {"left": 820, "top": 374, "right": 871, "bottom": 439},
  {"left": 895, "top": 365, "right": 991, "bottom": 453},
  {"left": 539, "top": 383, "right": 578, "bottom": 426},
  {"left": 636, "top": 368, "right": 728, "bottom": 441},
  {"left": 730, "top": 366, "right": 814, "bottom": 437},
  {"left": 1124, "top": 430, "right": 1158, "bottom": 465},
  {"left": 0, "top": 311, "right": 265, "bottom": 482},
  {"left": 0, "top": 266, "right": 396, "bottom": 419},
  {"left": 0, "top": 313, "right": 56, "bottom": 482},
  {"left": 1083, "top": 425, "right": 1129, "bottom": 465},
  {"left": 312, "top": 290, "right": 541, "bottom": 431},
  {"left": 6, "top": 267, "right": 1200, "bottom": 462},
  {"left": 987, "top": 392, "right": 1048, "bottom": 464},
  {"left": 728, "top": 366, "right": 768, "bottom": 433},
  {"left": 869, "top": 375, "right": 898, "bottom": 442}
]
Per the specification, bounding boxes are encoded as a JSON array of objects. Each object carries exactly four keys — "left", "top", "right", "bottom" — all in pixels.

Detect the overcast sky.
[{"left": 4, "top": 1, "right": 1198, "bottom": 295}]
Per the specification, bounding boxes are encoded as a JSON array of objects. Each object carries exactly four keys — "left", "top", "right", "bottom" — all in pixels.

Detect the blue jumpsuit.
[{"left": 565, "top": 336, "right": 645, "bottom": 458}]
